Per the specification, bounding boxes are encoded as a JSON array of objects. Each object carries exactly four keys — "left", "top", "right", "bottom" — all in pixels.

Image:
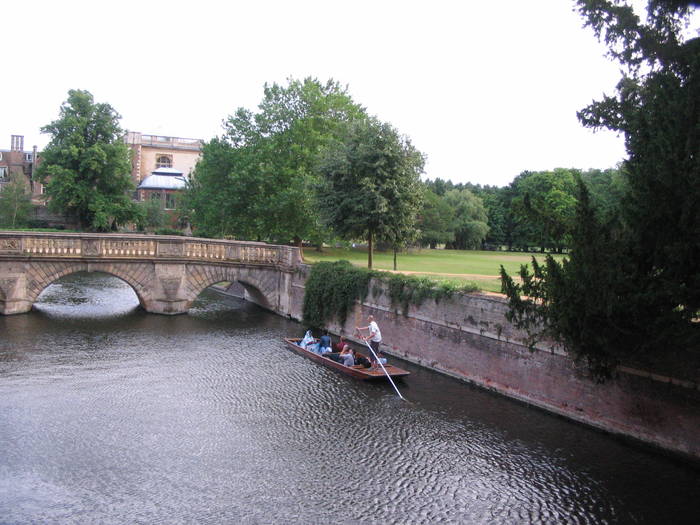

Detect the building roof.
[
  {"left": 152, "top": 167, "right": 184, "bottom": 176},
  {"left": 137, "top": 170, "right": 187, "bottom": 191}
]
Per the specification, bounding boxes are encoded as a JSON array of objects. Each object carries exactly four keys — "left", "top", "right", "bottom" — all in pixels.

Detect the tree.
[
  {"left": 418, "top": 189, "right": 455, "bottom": 248},
  {"left": 510, "top": 169, "right": 578, "bottom": 252},
  {"left": 183, "top": 78, "right": 366, "bottom": 251},
  {"left": 501, "top": 1, "right": 700, "bottom": 378},
  {"left": 0, "top": 173, "right": 32, "bottom": 228},
  {"left": 318, "top": 118, "right": 425, "bottom": 268},
  {"left": 36, "top": 90, "right": 138, "bottom": 231},
  {"left": 136, "top": 196, "right": 168, "bottom": 232},
  {"left": 443, "top": 188, "right": 489, "bottom": 250}
]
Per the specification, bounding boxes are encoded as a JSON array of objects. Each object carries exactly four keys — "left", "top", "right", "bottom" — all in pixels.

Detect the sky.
[{"left": 3, "top": 0, "right": 635, "bottom": 187}]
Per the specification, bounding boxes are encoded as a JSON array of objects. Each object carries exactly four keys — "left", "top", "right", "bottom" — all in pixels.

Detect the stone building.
[
  {"left": 0, "top": 135, "right": 43, "bottom": 202},
  {"left": 124, "top": 132, "right": 202, "bottom": 188}
]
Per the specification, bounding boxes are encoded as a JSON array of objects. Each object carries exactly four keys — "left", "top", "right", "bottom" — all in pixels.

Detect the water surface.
[{"left": 0, "top": 273, "right": 697, "bottom": 524}]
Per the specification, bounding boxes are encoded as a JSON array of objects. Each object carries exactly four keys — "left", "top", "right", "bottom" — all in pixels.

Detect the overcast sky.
[{"left": 3, "top": 0, "right": 634, "bottom": 187}]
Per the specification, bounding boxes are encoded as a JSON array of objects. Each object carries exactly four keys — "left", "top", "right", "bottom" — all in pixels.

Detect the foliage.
[
  {"left": 182, "top": 78, "right": 366, "bottom": 248},
  {"left": 302, "top": 260, "right": 479, "bottom": 329},
  {"left": 443, "top": 188, "right": 489, "bottom": 250},
  {"left": 501, "top": 1, "right": 700, "bottom": 378},
  {"left": 0, "top": 173, "right": 32, "bottom": 228},
  {"left": 509, "top": 169, "right": 578, "bottom": 253},
  {"left": 135, "top": 197, "right": 167, "bottom": 232},
  {"left": 36, "top": 89, "right": 139, "bottom": 231},
  {"left": 154, "top": 227, "right": 184, "bottom": 236},
  {"left": 317, "top": 117, "right": 425, "bottom": 268},
  {"left": 418, "top": 189, "right": 455, "bottom": 248},
  {"left": 501, "top": 182, "right": 631, "bottom": 379},
  {"left": 302, "top": 261, "right": 374, "bottom": 329}
]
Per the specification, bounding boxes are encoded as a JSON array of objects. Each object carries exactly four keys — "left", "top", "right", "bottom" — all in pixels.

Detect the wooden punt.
[{"left": 283, "top": 338, "right": 411, "bottom": 381}]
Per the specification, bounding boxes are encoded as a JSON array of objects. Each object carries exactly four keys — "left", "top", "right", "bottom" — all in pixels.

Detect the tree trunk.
[
  {"left": 367, "top": 230, "right": 373, "bottom": 269},
  {"left": 393, "top": 246, "right": 397, "bottom": 271}
]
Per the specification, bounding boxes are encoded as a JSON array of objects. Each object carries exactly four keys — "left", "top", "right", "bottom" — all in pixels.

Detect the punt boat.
[{"left": 283, "top": 338, "right": 411, "bottom": 381}]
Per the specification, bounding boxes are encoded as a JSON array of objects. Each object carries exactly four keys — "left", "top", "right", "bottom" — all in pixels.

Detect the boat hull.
[{"left": 283, "top": 338, "right": 410, "bottom": 381}]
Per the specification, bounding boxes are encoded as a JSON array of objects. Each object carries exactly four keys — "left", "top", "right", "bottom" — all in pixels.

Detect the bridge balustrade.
[{"left": 0, "top": 232, "right": 298, "bottom": 267}]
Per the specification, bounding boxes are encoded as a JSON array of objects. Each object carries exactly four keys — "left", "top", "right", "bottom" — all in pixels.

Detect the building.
[
  {"left": 136, "top": 167, "right": 187, "bottom": 211},
  {"left": 124, "top": 132, "right": 203, "bottom": 214},
  {"left": 0, "top": 135, "right": 43, "bottom": 202},
  {"left": 125, "top": 131, "right": 202, "bottom": 183}
]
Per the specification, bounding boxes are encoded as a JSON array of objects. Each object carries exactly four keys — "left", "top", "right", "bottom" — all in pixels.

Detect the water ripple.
[{"left": 0, "top": 274, "right": 697, "bottom": 524}]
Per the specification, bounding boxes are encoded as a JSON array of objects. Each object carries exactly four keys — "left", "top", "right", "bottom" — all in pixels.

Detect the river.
[{"left": 0, "top": 273, "right": 697, "bottom": 524}]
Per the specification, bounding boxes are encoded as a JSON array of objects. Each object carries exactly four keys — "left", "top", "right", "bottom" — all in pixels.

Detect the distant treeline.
[{"left": 419, "top": 167, "right": 624, "bottom": 253}]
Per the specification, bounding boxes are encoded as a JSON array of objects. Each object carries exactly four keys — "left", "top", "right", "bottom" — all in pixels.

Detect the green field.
[{"left": 303, "top": 247, "right": 565, "bottom": 293}]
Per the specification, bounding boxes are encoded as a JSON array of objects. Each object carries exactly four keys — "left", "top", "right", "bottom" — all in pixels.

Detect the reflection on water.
[{"left": 0, "top": 273, "right": 697, "bottom": 524}]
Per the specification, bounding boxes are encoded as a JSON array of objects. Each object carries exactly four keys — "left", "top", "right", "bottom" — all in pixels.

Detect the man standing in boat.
[{"left": 356, "top": 315, "right": 382, "bottom": 369}]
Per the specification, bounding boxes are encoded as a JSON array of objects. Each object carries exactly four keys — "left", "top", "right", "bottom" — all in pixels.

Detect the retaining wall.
[{"left": 289, "top": 264, "right": 700, "bottom": 460}]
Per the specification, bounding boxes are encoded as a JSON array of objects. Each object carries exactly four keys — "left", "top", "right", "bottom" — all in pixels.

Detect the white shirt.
[{"left": 369, "top": 321, "right": 382, "bottom": 342}]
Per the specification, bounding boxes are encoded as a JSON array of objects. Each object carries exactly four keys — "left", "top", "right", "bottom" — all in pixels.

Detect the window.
[
  {"left": 165, "top": 193, "right": 177, "bottom": 210},
  {"left": 156, "top": 155, "right": 172, "bottom": 169},
  {"left": 150, "top": 192, "right": 162, "bottom": 202},
  {"left": 0, "top": 167, "right": 7, "bottom": 180},
  {"left": 24, "top": 153, "right": 33, "bottom": 162}
]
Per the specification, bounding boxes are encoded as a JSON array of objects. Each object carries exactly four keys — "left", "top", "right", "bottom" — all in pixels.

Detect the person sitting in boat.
[
  {"left": 333, "top": 335, "right": 347, "bottom": 353},
  {"left": 324, "top": 344, "right": 353, "bottom": 365},
  {"left": 352, "top": 349, "right": 371, "bottom": 368},
  {"left": 339, "top": 345, "right": 355, "bottom": 367},
  {"left": 318, "top": 330, "right": 332, "bottom": 355},
  {"left": 299, "top": 330, "right": 315, "bottom": 350}
]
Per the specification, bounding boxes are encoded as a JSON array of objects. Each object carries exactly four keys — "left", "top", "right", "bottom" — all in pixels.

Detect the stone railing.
[{"left": 0, "top": 232, "right": 299, "bottom": 268}]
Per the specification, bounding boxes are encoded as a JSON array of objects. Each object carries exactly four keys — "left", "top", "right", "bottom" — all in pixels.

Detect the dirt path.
[{"left": 377, "top": 269, "right": 501, "bottom": 279}]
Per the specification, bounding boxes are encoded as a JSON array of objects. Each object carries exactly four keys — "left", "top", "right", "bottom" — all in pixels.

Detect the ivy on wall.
[{"left": 302, "top": 260, "right": 478, "bottom": 329}]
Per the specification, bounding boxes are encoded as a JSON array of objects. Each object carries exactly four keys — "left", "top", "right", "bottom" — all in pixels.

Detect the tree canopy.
[
  {"left": 501, "top": 1, "right": 700, "bottom": 378},
  {"left": 317, "top": 118, "right": 425, "bottom": 268},
  {"left": 182, "top": 78, "right": 366, "bottom": 248},
  {"left": 36, "top": 89, "right": 138, "bottom": 231}
]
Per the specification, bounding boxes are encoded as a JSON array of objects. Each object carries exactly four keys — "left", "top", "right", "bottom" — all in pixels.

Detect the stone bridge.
[{"left": 0, "top": 232, "right": 302, "bottom": 316}]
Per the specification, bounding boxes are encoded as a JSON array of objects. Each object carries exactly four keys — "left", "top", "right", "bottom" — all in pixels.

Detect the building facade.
[
  {"left": 124, "top": 131, "right": 202, "bottom": 188},
  {"left": 0, "top": 135, "right": 43, "bottom": 202}
]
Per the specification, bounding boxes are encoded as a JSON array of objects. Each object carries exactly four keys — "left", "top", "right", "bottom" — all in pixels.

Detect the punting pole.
[{"left": 361, "top": 339, "right": 406, "bottom": 401}]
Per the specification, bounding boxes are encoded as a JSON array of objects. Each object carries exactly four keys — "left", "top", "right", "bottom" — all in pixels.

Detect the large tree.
[
  {"left": 183, "top": 78, "right": 365, "bottom": 249},
  {"left": 443, "top": 188, "right": 489, "bottom": 250},
  {"left": 418, "top": 189, "right": 456, "bottom": 248},
  {"left": 317, "top": 118, "right": 425, "bottom": 268},
  {"left": 510, "top": 169, "right": 578, "bottom": 253},
  {"left": 501, "top": 1, "right": 700, "bottom": 378},
  {"left": 36, "top": 89, "right": 138, "bottom": 231}
]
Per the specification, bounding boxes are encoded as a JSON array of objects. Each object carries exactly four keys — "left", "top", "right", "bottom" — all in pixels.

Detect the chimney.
[{"left": 11, "top": 135, "right": 24, "bottom": 151}]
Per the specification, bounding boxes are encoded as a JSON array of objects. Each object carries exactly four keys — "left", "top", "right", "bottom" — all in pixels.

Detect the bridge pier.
[
  {"left": 142, "top": 263, "right": 191, "bottom": 315},
  {"left": 0, "top": 270, "right": 32, "bottom": 315}
]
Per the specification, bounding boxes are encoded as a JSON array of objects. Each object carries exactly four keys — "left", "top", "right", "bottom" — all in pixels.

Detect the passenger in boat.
[
  {"left": 324, "top": 344, "right": 353, "bottom": 365},
  {"left": 299, "top": 330, "right": 315, "bottom": 350},
  {"left": 352, "top": 349, "right": 371, "bottom": 368},
  {"left": 339, "top": 345, "right": 355, "bottom": 367},
  {"left": 319, "top": 330, "right": 332, "bottom": 355},
  {"left": 333, "top": 335, "right": 347, "bottom": 353},
  {"left": 356, "top": 315, "right": 382, "bottom": 369}
]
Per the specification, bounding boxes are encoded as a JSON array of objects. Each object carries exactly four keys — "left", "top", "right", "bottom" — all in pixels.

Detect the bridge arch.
[
  {"left": 184, "top": 264, "right": 281, "bottom": 311},
  {"left": 26, "top": 261, "right": 149, "bottom": 309}
]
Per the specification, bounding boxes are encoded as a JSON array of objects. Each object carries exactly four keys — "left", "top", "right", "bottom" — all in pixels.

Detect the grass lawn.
[{"left": 303, "top": 247, "right": 565, "bottom": 293}]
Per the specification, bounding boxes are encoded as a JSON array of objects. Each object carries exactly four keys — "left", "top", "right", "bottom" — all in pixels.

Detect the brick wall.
[{"left": 289, "top": 264, "right": 700, "bottom": 459}]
